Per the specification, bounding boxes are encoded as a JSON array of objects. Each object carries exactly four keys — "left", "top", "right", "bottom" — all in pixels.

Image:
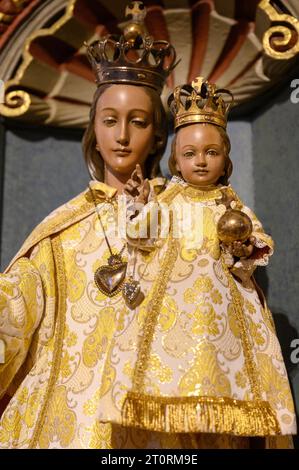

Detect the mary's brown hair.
[
  {"left": 82, "top": 84, "right": 168, "bottom": 181},
  {"left": 168, "top": 123, "right": 233, "bottom": 186}
]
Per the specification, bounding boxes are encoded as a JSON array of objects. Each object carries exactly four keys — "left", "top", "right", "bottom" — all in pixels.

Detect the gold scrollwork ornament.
[
  {"left": 260, "top": 0, "right": 299, "bottom": 59},
  {"left": 0, "top": 88, "right": 31, "bottom": 117}
]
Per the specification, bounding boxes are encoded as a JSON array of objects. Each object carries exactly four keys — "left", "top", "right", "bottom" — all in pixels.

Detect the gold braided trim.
[
  {"left": 222, "top": 258, "right": 262, "bottom": 400},
  {"left": 183, "top": 185, "right": 223, "bottom": 201},
  {"left": 158, "top": 184, "right": 184, "bottom": 205},
  {"left": 122, "top": 393, "right": 280, "bottom": 436},
  {"left": 159, "top": 182, "right": 230, "bottom": 204},
  {"left": 131, "top": 234, "right": 178, "bottom": 391},
  {"left": 29, "top": 235, "right": 67, "bottom": 449}
]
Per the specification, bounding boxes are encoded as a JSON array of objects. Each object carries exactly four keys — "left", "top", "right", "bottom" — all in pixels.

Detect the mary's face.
[{"left": 94, "top": 85, "right": 155, "bottom": 179}]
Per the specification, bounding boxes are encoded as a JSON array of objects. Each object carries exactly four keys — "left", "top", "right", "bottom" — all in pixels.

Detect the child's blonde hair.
[{"left": 168, "top": 123, "right": 233, "bottom": 186}]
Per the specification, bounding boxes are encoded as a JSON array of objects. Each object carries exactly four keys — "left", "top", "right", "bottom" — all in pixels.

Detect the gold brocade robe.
[
  {"left": 95, "top": 178, "right": 296, "bottom": 442},
  {"left": 0, "top": 179, "right": 295, "bottom": 449}
]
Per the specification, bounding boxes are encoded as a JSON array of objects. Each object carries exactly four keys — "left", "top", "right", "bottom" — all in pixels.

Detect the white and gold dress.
[
  {"left": 96, "top": 176, "right": 296, "bottom": 447},
  {"left": 0, "top": 178, "right": 296, "bottom": 448}
]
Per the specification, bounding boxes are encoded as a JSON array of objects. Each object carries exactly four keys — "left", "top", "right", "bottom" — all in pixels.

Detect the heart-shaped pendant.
[
  {"left": 122, "top": 278, "right": 144, "bottom": 309},
  {"left": 94, "top": 255, "right": 127, "bottom": 296}
]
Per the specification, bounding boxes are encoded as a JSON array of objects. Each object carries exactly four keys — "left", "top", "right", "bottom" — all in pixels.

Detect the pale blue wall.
[
  {"left": 228, "top": 121, "right": 254, "bottom": 209},
  {"left": 1, "top": 127, "right": 89, "bottom": 269}
]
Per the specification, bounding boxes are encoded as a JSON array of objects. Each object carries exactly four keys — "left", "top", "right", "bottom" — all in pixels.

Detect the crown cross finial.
[
  {"left": 124, "top": 1, "right": 146, "bottom": 45},
  {"left": 191, "top": 76, "right": 204, "bottom": 93}
]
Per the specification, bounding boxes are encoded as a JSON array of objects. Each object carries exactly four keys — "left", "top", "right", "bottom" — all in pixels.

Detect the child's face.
[{"left": 175, "top": 124, "right": 226, "bottom": 186}]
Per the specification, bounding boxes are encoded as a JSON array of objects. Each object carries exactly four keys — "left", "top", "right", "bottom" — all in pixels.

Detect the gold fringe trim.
[
  {"left": 222, "top": 257, "right": 262, "bottom": 400},
  {"left": 131, "top": 233, "right": 178, "bottom": 391},
  {"left": 122, "top": 393, "right": 280, "bottom": 436},
  {"left": 29, "top": 235, "right": 67, "bottom": 448}
]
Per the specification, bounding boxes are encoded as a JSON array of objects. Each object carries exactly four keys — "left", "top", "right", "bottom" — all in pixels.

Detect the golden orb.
[
  {"left": 124, "top": 23, "right": 145, "bottom": 43},
  {"left": 217, "top": 209, "right": 253, "bottom": 244}
]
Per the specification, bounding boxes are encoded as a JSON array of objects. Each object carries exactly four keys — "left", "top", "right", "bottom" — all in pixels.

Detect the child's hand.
[
  {"left": 124, "top": 164, "right": 150, "bottom": 205},
  {"left": 222, "top": 236, "right": 256, "bottom": 259}
]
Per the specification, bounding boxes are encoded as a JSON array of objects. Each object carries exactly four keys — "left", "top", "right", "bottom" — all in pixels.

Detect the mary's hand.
[{"left": 123, "top": 164, "right": 150, "bottom": 205}]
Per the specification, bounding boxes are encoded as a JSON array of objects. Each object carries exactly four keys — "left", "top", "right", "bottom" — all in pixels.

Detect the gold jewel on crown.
[
  {"left": 86, "top": 2, "right": 177, "bottom": 94},
  {"left": 168, "top": 76, "right": 235, "bottom": 129}
]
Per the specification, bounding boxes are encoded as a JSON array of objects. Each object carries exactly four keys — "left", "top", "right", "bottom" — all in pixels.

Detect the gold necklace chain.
[
  {"left": 89, "top": 184, "right": 127, "bottom": 298},
  {"left": 89, "top": 184, "right": 144, "bottom": 309},
  {"left": 89, "top": 184, "right": 126, "bottom": 258}
]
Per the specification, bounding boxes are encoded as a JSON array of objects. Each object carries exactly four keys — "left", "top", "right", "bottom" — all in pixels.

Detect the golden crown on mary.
[
  {"left": 86, "top": 2, "right": 177, "bottom": 94},
  {"left": 168, "top": 76, "right": 234, "bottom": 130}
]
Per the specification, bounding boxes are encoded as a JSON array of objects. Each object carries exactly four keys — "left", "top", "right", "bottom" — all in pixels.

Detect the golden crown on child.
[{"left": 168, "top": 76, "right": 235, "bottom": 130}]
